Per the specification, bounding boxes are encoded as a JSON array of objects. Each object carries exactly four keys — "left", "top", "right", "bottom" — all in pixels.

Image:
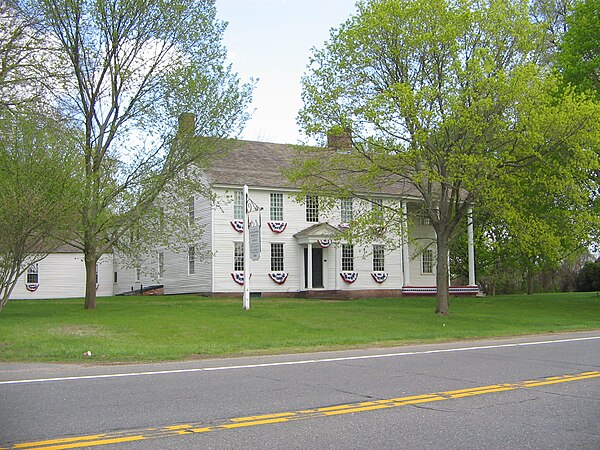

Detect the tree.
[
  {"left": 558, "top": 0, "right": 600, "bottom": 96},
  {"left": 0, "top": 107, "right": 79, "bottom": 311},
  {"left": 293, "top": 0, "right": 600, "bottom": 315},
  {"left": 18, "top": 0, "right": 253, "bottom": 309}
]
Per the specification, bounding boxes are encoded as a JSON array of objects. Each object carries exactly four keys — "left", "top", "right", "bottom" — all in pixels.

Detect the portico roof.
[{"left": 293, "top": 222, "right": 341, "bottom": 244}]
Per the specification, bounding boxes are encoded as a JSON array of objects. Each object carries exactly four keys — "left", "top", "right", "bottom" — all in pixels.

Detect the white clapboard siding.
[{"left": 9, "top": 253, "right": 114, "bottom": 299}]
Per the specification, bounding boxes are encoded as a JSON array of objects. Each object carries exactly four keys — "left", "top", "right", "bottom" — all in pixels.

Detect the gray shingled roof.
[{"left": 204, "top": 139, "right": 421, "bottom": 198}]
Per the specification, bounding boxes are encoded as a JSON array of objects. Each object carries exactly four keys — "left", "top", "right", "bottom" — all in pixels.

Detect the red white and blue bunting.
[
  {"left": 230, "top": 220, "right": 244, "bottom": 233},
  {"left": 268, "top": 271, "right": 289, "bottom": 285},
  {"left": 339, "top": 223, "right": 350, "bottom": 229},
  {"left": 340, "top": 272, "right": 358, "bottom": 284},
  {"left": 25, "top": 283, "right": 39, "bottom": 292},
  {"left": 317, "top": 239, "right": 332, "bottom": 248},
  {"left": 267, "top": 221, "right": 287, "bottom": 233},
  {"left": 371, "top": 272, "right": 388, "bottom": 284},
  {"left": 231, "top": 271, "right": 250, "bottom": 285}
]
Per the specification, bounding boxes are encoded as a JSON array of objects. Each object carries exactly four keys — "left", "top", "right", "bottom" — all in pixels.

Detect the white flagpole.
[{"left": 243, "top": 184, "right": 250, "bottom": 310}]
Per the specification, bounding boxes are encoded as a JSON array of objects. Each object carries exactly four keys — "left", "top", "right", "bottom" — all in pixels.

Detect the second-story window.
[
  {"left": 306, "top": 195, "right": 319, "bottom": 222},
  {"left": 340, "top": 198, "right": 353, "bottom": 223},
  {"left": 270, "top": 193, "right": 283, "bottom": 221},
  {"left": 188, "top": 196, "right": 195, "bottom": 223},
  {"left": 372, "top": 198, "right": 383, "bottom": 222},
  {"left": 234, "top": 190, "right": 244, "bottom": 220}
]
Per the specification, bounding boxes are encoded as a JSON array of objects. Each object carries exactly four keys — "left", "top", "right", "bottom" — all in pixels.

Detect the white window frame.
[
  {"left": 188, "top": 246, "right": 195, "bottom": 275},
  {"left": 234, "top": 242, "right": 244, "bottom": 271},
  {"left": 188, "top": 196, "right": 195, "bottom": 223},
  {"left": 234, "top": 190, "right": 244, "bottom": 220},
  {"left": 158, "top": 252, "right": 165, "bottom": 278},
  {"left": 26, "top": 264, "right": 39, "bottom": 284},
  {"left": 373, "top": 244, "right": 385, "bottom": 272},
  {"left": 341, "top": 244, "right": 354, "bottom": 272},
  {"left": 135, "top": 267, "right": 141, "bottom": 282},
  {"left": 306, "top": 195, "right": 319, "bottom": 222},
  {"left": 340, "top": 198, "right": 353, "bottom": 223},
  {"left": 372, "top": 198, "right": 383, "bottom": 222},
  {"left": 422, "top": 248, "right": 435, "bottom": 274},
  {"left": 270, "top": 193, "right": 284, "bottom": 221},
  {"left": 270, "top": 243, "right": 284, "bottom": 272}
]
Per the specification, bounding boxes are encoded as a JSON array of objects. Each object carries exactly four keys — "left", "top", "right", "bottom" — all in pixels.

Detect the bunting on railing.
[
  {"left": 268, "top": 271, "right": 289, "bottom": 285},
  {"left": 230, "top": 220, "right": 244, "bottom": 233},
  {"left": 340, "top": 272, "right": 358, "bottom": 284},
  {"left": 25, "top": 283, "right": 39, "bottom": 292},
  {"left": 231, "top": 272, "right": 249, "bottom": 285},
  {"left": 318, "top": 239, "right": 332, "bottom": 248},
  {"left": 267, "top": 221, "right": 287, "bottom": 233},
  {"left": 371, "top": 272, "right": 388, "bottom": 284}
]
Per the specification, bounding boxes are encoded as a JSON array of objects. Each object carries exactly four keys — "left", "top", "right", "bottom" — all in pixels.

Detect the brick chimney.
[
  {"left": 327, "top": 127, "right": 352, "bottom": 151},
  {"left": 178, "top": 113, "right": 196, "bottom": 135}
]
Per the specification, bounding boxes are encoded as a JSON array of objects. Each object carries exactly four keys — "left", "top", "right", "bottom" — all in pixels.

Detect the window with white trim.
[
  {"left": 188, "top": 246, "right": 195, "bottom": 275},
  {"left": 270, "top": 193, "right": 283, "bottom": 221},
  {"left": 158, "top": 252, "right": 165, "bottom": 278},
  {"left": 419, "top": 213, "right": 431, "bottom": 226},
  {"left": 340, "top": 198, "right": 353, "bottom": 223},
  {"left": 234, "top": 242, "right": 244, "bottom": 271},
  {"left": 342, "top": 244, "right": 354, "bottom": 271},
  {"left": 422, "top": 248, "right": 435, "bottom": 274},
  {"left": 271, "top": 243, "right": 284, "bottom": 271},
  {"left": 135, "top": 267, "right": 141, "bottom": 282},
  {"left": 26, "top": 264, "right": 39, "bottom": 284},
  {"left": 373, "top": 245, "right": 385, "bottom": 272},
  {"left": 234, "top": 190, "right": 244, "bottom": 220},
  {"left": 372, "top": 198, "right": 383, "bottom": 221},
  {"left": 306, "top": 195, "right": 319, "bottom": 222},
  {"left": 188, "top": 196, "right": 195, "bottom": 223}
]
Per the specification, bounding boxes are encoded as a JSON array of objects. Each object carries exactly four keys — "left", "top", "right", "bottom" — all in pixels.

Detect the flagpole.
[{"left": 243, "top": 184, "right": 250, "bottom": 310}]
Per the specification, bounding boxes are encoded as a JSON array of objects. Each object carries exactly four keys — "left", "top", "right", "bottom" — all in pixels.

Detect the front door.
[{"left": 304, "top": 247, "right": 323, "bottom": 288}]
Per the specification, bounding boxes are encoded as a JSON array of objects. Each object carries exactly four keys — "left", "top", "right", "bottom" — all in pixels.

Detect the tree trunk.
[
  {"left": 435, "top": 232, "right": 450, "bottom": 316},
  {"left": 84, "top": 247, "right": 98, "bottom": 310},
  {"left": 527, "top": 270, "right": 535, "bottom": 295}
]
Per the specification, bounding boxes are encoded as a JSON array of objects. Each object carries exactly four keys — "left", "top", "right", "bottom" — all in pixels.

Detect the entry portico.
[{"left": 294, "top": 223, "right": 341, "bottom": 292}]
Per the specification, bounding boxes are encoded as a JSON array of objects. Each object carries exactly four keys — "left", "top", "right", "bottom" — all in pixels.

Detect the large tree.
[
  {"left": 0, "top": 108, "right": 80, "bottom": 311},
  {"left": 293, "top": 0, "right": 600, "bottom": 315},
  {"left": 17, "top": 0, "right": 253, "bottom": 309}
]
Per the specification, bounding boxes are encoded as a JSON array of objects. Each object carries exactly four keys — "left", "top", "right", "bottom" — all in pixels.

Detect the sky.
[{"left": 216, "top": 0, "right": 358, "bottom": 144}]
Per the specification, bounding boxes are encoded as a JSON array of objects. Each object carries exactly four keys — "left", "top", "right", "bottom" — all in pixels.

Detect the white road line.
[{"left": 1, "top": 335, "right": 599, "bottom": 386}]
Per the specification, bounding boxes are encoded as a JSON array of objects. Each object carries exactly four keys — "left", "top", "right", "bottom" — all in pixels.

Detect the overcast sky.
[{"left": 216, "top": 0, "right": 358, "bottom": 144}]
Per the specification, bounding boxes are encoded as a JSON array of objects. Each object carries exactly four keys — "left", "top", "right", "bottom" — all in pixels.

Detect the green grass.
[{"left": 1, "top": 292, "right": 599, "bottom": 363}]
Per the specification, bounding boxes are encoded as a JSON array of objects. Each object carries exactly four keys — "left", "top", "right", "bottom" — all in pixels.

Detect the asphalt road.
[{"left": 1, "top": 331, "right": 599, "bottom": 449}]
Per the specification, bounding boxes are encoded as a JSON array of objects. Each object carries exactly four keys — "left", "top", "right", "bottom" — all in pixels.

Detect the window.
[
  {"left": 306, "top": 195, "right": 319, "bottom": 222},
  {"left": 372, "top": 198, "right": 383, "bottom": 221},
  {"left": 271, "top": 243, "right": 284, "bottom": 271},
  {"left": 135, "top": 267, "right": 141, "bottom": 282},
  {"left": 420, "top": 213, "right": 431, "bottom": 226},
  {"left": 342, "top": 244, "right": 354, "bottom": 271},
  {"left": 188, "top": 196, "right": 195, "bottom": 223},
  {"left": 188, "top": 246, "right": 195, "bottom": 275},
  {"left": 340, "top": 198, "right": 353, "bottom": 223},
  {"left": 270, "top": 193, "right": 284, "bottom": 221},
  {"left": 158, "top": 252, "right": 164, "bottom": 278},
  {"left": 114, "top": 271, "right": 118, "bottom": 283},
  {"left": 422, "top": 248, "right": 435, "bottom": 274},
  {"left": 234, "top": 242, "right": 244, "bottom": 271},
  {"left": 373, "top": 245, "right": 385, "bottom": 272},
  {"left": 26, "top": 264, "right": 39, "bottom": 284},
  {"left": 234, "top": 190, "right": 244, "bottom": 220},
  {"left": 95, "top": 264, "right": 99, "bottom": 285}
]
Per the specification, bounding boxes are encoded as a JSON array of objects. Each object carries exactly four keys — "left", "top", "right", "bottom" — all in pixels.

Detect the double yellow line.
[{"left": 6, "top": 371, "right": 600, "bottom": 450}]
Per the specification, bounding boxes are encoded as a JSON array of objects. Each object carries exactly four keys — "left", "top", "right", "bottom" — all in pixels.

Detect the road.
[{"left": 1, "top": 331, "right": 599, "bottom": 449}]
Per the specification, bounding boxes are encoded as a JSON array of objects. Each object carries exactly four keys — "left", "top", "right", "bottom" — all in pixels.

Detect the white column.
[
  {"left": 243, "top": 185, "right": 250, "bottom": 310},
  {"left": 334, "top": 244, "right": 339, "bottom": 290},
  {"left": 402, "top": 202, "right": 411, "bottom": 286},
  {"left": 307, "top": 242, "right": 313, "bottom": 290},
  {"left": 468, "top": 207, "right": 476, "bottom": 286}
]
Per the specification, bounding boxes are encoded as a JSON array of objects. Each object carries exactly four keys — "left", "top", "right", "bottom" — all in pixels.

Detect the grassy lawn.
[{"left": 0, "top": 292, "right": 599, "bottom": 363}]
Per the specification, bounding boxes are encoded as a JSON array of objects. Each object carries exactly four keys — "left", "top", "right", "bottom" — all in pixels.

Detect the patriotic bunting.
[
  {"left": 267, "top": 221, "right": 287, "bottom": 233},
  {"left": 371, "top": 272, "right": 388, "bottom": 284},
  {"left": 230, "top": 220, "right": 244, "bottom": 233},
  {"left": 340, "top": 272, "right": 358, "bottom": 284},
  {"left": 25, "top": 283, "right": 39, "bottom": 292},
  {"left": 317, "top": 239, "right": 332, "bottom": 248},
  {"left": 231, "top": 272, "right": 247, "bottom": 285},
  {"left": 268, "top": 271, "right": 289, "bottom": 285}
]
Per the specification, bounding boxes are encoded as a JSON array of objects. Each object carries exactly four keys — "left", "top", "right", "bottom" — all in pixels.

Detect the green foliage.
[
  {"left": 575, "top": 259, "right": 600, "bottom": 291},
  {"left": 293, "top": 0, "right": 600, "bottom": 313},
  {"left": 0, "top": 293, "right": 599, "bottom": 362}
]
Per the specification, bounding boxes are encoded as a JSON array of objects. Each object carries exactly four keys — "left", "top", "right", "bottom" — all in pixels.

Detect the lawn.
[{"left": 1, "top": 292, "right": 599, "bottom": 363}]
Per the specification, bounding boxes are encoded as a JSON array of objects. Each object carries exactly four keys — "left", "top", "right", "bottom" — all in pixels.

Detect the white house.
[
  {"left": 113, "top": 137, "right": 478, "bottom": 298},
  {"left": 8, "top": 245, "right": 114, "bottom": 300}
]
